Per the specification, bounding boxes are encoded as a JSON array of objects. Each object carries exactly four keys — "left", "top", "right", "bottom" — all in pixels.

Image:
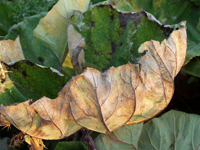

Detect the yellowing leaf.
[{"left": 33, "top": 0, "right": 90, "bottom": 65}]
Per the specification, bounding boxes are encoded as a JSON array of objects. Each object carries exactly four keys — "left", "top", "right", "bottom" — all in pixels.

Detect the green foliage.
[
  {"left": 4, "top": 13, "right": 60, "bottom": 70},
  {"left": 95, "top": 110, "right": 200, "bottom": 150},
  {"left": 0, "top": 0, "right": 58, "bottom": 36},
  {"left": 91, "top": 0, "right": 105, "bottom": 4},
  {"left": 70, "top": 5, "right": 173, "bottom": 71},
  {"left": 0, "top": 3, "right": 15, "bottom": 36},
  {"left": 54, "top": 142, "right": 87, "bottom": 150},
  {"left": 114, "top": 0, "right": 200, "bottom": 78},
  {"left": 33, "top": 0, "right": 90, "bottom": 74},
  {"left": 0, "top": 60, "right": 68, "bottom": 105},
  {"left": 1, "top": 0, "right": 58, "bottom": 23}
]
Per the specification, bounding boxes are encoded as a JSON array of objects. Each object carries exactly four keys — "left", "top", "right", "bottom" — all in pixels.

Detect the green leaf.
[
  {"left": 70, "top": 5, "right": 173, "bottom": 72},
  {"left": 182, "top": 57, "right": 200, "bottom": 78},
  {"left": 117, "top": 0, "right": 200, "bottom": 77},
  {"left": 138, "top": 110, "right": 200, "bottom": 149},
  {"left": 95, "top": 123, "right": 143, "bottom": 149},
  {"left": 0, "top": 2, "right": 16, "bottom": 36},
  {"left": 54, "top": 141, "right": 87, "bottom": 150},
  {"left": 91, "top": 0, "right": 105, "bottom": 4},
  {"left": 4, "top": 13, "right": 60, "bottom": 70},
  {"left": 111, "top": 0, "right": 136, "bottom": 12},
  {"left": 0, "top": 60, "right": 68, "bottom": 105},
  {"left": 0, "top": 74, "right": 26, "bottom": 106},
  {"left": 114, "top": 0, "right": 200, "bottom": 42},
  {"left": 197, "top": 18, "right": 200, "bottom": 32},
  {"left": 184, "top": 41, "right": 200, "bottom": 65},
  {"left": 95, "top": 110, "right": 200, "bottom": 150},
  {"left": 190, "top": 0, "right": 200, "bottom": 6},
  {"left": 33, "top": 0, "right": 90, "bottom": 66}
]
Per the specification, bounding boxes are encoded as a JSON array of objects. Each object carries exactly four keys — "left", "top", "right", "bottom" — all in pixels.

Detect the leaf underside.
[{"left": 95, "top": 110, "right": 200, "bottom": 150}]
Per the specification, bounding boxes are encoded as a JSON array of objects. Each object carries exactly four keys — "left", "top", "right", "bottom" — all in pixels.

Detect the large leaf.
[
  {"left": 69, "top": 5, "right": 174, "bottom": 73},
  {"left": 95, "top": 110, "right": 200, "bottom": 150},
  {"left": 0, "top": 10, "right": 186, "bottom": 140},
  {"left": 0, "top": 60, "right": 68, "bottom": 105},
  {"left": 4, "top": 13, "right": 60, "bottom": 70},
  {"left": 3, "top": 13, "right": 75, "bottom": 76},
  {"left": 33, "top": 0, "right": 90, "bottom": 66},
  {"left": 138, "top": 110, "right": 200, "bottom": 149}
]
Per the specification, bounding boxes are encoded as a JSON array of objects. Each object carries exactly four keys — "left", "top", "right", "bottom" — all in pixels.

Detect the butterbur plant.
[{"left": 1, "top": 0, "right": 199, "bottom": 150}]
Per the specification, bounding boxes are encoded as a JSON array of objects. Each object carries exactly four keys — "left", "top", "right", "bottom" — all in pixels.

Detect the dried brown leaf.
[
  {"left": 0, "top": 37, "right": 24, "bottom": 63},
  {"left": 0, "top": 22, "right": 187, "bottom": 140}
]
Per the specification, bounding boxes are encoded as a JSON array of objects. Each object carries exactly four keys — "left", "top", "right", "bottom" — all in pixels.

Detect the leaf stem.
[{"left": 81, "top": 129, "right": 98, "bottom": 150}]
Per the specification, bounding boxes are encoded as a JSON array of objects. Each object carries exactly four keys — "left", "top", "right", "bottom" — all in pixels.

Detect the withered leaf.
[
  {"left": 0, "top": 37, "right": 24, "bottom": 63},
  {"left": 0, "top": 20, "right": 186, "bottom": 139}
]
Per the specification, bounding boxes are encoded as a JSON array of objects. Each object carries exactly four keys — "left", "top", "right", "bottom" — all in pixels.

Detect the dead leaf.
[
  {"left": 10, "top": 132, "right": 24, "bottom": 147},
  {"left": 0, "top": 37, "right": 24, "bottom": 63},
  {"left": 0, "top": 20, "right": 187, "bottom": 140},
  {"left": 0, "top": 113, "right": 11, "bottom": 129}
]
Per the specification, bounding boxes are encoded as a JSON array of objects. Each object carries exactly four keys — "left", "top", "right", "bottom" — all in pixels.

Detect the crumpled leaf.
[
  {"left": 0, "top": 37, "right": 24, "bottom": 63},
  {"left": 95, "top": 110, "right": 200, "bottom": 150},
  {"left": 0, "top": 60, "right": 68, "bottom": 105},
  {"left": 69, "top": 5, "right": 174, "bottom": 73},
  {"left": 33, "top": 0, "right": 90, "bottom": 66},
  {"left": 0, "top": 12, "right": 186, "bottom": 140}
]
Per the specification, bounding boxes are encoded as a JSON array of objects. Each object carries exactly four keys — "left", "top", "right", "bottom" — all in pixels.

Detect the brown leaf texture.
[
  {"left": 0, "top": 37, "right": 24, "bottom": 63},
  {"left": 0, "top": 22, "right": 187, "bottom": 140}
]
